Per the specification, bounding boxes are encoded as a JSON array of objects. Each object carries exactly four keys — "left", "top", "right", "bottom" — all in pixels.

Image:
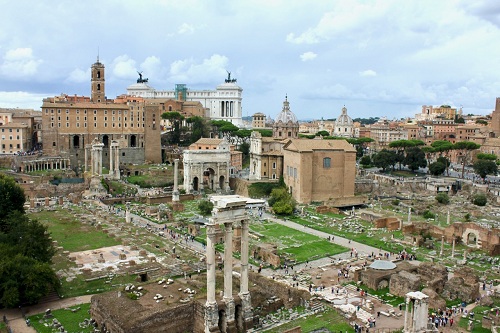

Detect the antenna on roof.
[{"left": 97, "top": 47, "right": 100, "bottom": 63}]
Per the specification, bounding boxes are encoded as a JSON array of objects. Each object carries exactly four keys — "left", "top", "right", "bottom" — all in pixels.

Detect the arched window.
[
  {"left": 97, "top": 83, "right": 101, "bottom": 91},
  {"left": 323, "top": 157, "right": 331, "bottom": 168}
]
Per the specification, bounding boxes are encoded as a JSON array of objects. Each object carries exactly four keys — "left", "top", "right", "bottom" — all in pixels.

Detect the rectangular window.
[
  {"left": 66, "top": 123, "right": 69, "bottom": 127},
  {"left": 323, "top": 157, "right": 331, "bottom": 168}
]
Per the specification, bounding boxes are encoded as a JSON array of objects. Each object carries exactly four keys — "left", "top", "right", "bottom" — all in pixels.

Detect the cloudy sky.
[{"left": 1, "top": 0, "right": 500, "bottom": 120}]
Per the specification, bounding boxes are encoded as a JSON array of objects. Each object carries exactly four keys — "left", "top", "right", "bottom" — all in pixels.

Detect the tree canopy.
[
  {"left": 0, "top": 175, "right": 58, "bottom": 307},
  {"left": 473, "top": 159, "right": 498, "bottom": 181}
]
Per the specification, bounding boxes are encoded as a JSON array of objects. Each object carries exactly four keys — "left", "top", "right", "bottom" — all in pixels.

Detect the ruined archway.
[
  {"left": 73, "top": 135, "right": 80, "bottom": 149},
  {"left": 193, "top": 177, "right": 199, "bottom": 191},
  {"left": 204, "top": 168, "right": 215, "bottom": 191},
  {"left": 467, "top": 232, "right": 477, "bottom": 245}
]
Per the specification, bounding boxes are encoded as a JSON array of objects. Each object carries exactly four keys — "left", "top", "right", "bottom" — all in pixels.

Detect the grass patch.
[
  {"left": 28, "top": 209, "right": 120, "bottom": 252},
  {"left": 263, "top": 307, "right": 353, "bottom": 333},
  {"left": 458, "top": 306, "right": 492, "bottom": 333},
  {"left": 126, "top": 174, "right": 173, "bottom": 188},
  {"left": 58, "top": 273, "right": 139, "bottom": 298},
  {"left": 28, "top": 303, "right": 93, "bottom": 333},
  {"left": 250, "top": 220, "right": 347, "bottom": 264}
]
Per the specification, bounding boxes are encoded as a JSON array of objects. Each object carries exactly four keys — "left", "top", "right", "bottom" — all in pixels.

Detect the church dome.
[
  {"left": 336, "top": 106, "right": 353, "bottom": 126},
  {"left": 275, "top": 96, "right": 298, "bottom": 123}
]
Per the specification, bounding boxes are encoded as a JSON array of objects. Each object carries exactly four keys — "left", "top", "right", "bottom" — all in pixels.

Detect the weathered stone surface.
[
  {"left": 417, "top": 262, "right": 448, "bottom": 284},
  {"left": 453, "top": 266, "right": 479, "bottom": 286},
  {"left": 421, "top": 288, "right": 446, "bottom": 311},
  {"left": 442, "top": 277, "right": 480, "bottom": 303},
  {"left": 389, "top": 271, "right": 421, "bottom": 297}
]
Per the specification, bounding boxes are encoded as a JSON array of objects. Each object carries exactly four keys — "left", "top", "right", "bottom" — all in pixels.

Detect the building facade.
[
  {"left": 126, "top": 73, "right": 243, "bottom": 126},
  {"left": 41, "top": 58, "right": 161, "bottom": 170},
  {"left": 283, "top": 139, "right": 356, "bottom": 204}
]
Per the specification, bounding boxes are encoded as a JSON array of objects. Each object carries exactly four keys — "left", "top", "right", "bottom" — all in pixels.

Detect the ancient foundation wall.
[
  {"left": 249, "top": 271, "right": 310, "bottom": 309},
  {"left": 129, "top": 302, "right": 195, "bottom": 333},
  {"left": 230, "top": 177, "right": 250, "bottom": 197}
]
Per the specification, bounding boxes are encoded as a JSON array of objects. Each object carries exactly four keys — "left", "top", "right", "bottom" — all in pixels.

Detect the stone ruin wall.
[
  {"left": 229, "top": 177, "right": 250, "bottom": 197},
  {"left": 373, "top": 217, "right": 400, "bottom": 231},
  {"left": 402, "top": 222, "right": 500, "bottom": 255}
]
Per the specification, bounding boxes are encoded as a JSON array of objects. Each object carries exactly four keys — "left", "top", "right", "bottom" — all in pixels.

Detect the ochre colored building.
[
  {"left": 41, "top": 58, "right": 161, "bottom": 168},
  {"left": 282, "top": 139, "right": 357, "bottom": 204}
]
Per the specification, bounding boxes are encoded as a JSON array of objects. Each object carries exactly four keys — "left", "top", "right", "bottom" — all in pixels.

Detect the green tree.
[
  {"left": 269, "top": 188, "right": 296, "bottom": 215},
  {"left": 211, "top": 120, "right": 239, "bottom": 143},
  {"left": 403, "top": 147, "right": 427, "bottom": 172},
  {"left": 161, "top": 111, "right": 185, "bottom": 144},
  {"left": 238, "top": 142, "right": 250, "bottom": 158},
  {"left": 0, "top": 174, "right": 26, "bottom": 228},
  {"left": 316, "top": 130, "right": 330, "bottom": 137},
  {"left": 198, "top": 200, "right": 214, "bottom": 216},
  {"left": 455, "top": 116, "right": 465, "bottom": 124},
  {"left": 476, "top": 153, "right": 497, "bottom": 161},
  {"left": 473, "top": 159, "right": 498, "bottom": 181},
  {"left": 428, "top": 161, "right": 446, "bottom": 176},
  {"left": 186, "top": 116, "right": 209, "bottom": 144},
  {"left": 0, "top": 178, "right": 58, "bottom": 307},
  {"left": 255, "top": 129, "right": 273, "bottom": 137},
  {"left": 359, "top": 155, "right": 371, "bottom": 167},
  {"left": 431, "top": 140, "right": 453, "bottom": 175},
  {"left": 453, "top": 141, "right": 481, "bottom": 179},
  {"left": 372, "top": 149, "right": 398, "bottom": 172}
]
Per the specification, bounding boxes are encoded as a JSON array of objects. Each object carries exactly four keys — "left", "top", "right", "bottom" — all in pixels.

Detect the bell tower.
[{"left": 91, "top": 56, "right": 105, "bottom": 103}]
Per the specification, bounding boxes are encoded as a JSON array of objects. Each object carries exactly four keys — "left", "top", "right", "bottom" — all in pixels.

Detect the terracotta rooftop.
[{"left": 283, "top": 138, "right": 356, "bottom": 152}]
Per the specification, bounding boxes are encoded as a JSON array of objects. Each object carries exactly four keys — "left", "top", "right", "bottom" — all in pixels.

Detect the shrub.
[
  {"left": 198, "top": 200, "right": 214, "bottom": 216},
  {"left": 472, "top": 193, "right": 487, "bottom": 206},
  {"left": 392, "top": 199, "right": 400, "bottom": 206},
  {"left": 435, "top": 192, "right": 449, "bottom": 204},
  {"left": 464, "top": 213, "right": 471, "bottom": 222},
  {"left": 423, "top": 210, "right": 435, "bottom": 219}
]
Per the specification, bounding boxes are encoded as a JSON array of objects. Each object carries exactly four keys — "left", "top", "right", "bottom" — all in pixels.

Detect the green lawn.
[
  {"left": 58, "top": 273, "right": 139, "bottom": 298},
  {"left": 28, "top": 209, "right": 120, "bottom": 252},
  {"left": 458, "top": 306, "right": 492, "bottom": 333},
  {"left": 250, "top": 220, "right": 347, "bottom": 263},
  {"left": 29, "top": 303, "right": 93, "bottom": 333},
  {"left": 263, "top": 307, "right": 353, "bottom": 333}
]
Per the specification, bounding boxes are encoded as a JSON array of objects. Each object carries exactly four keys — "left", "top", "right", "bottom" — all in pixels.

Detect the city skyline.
[{"left": 0, "top": 0, "right": 500, "bottom": 120}]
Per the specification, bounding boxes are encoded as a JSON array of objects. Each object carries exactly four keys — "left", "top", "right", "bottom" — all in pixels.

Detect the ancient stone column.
[
  {"left": 403, "top": 296, "right": 410, "bottom": 332},
  {"left": 239, "top": 218, "right": 253, "bottom": 328},
  {"left": 173, "top": 159, "right": 180, "bottom": 202},
  {"left": 452, "top": 238, "right": 456, "bottom": 258},
  {"left": 240, "top": 219, "right": 250, "bottom": 295},
  {"left": 447, "top": 210, "right": 450, "bottom": 225},
  {"left": 407, "top": 207, "right": 411, "bottom": 225},
  {"left": 109, "top": 144, "right": 114, "bottom": 177},
  {"left": 206, "top": 223, "right": 217, "bottom": 304},
  {"left": 114, "top": 144, "right": 120, "bottom": 179},
  {"left": 440, "top": 235, "right": 444, "bottom": 257},
  {"left": 223, "top": 222, "right": 235, "bottom": 322},
  {"left": 205, "top": 222, "right": 219, "bottom": 333}
]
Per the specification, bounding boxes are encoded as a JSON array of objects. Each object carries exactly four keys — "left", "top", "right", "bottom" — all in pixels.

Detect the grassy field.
[
  {"left": 458, "top": 305, "right": 493, "bottom": 333},
  {"left": 29, "top": 303, "right": 93, "bottom": 333},
  {"left": 28, "top": 208, "right": 120, "bottom": 252},
  {"left": 263, "top": 307, "right": 353, "bottom": 333},
  {"left": 250, "top": 220, "right": 347, "bottom": 263}
]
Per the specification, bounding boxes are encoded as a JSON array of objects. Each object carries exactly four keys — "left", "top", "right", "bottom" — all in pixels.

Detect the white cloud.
[
  {"left": 0, "top": 91, "right": 48, "bottom": 110},
  {"left": 300, "top": 52, "right": 317, "bottom": 62},
  {"left": 111, "top": 55, "right": 137, "bottom": 80},
  {"left": 66, "top": 68, "right": 90, "bottom": 83},
  {"left": 169, "top": 54, "right": 229, "bottom": 84},
  {"left": 178, "top": 23, "right": 195, "bottom": 35},
  {"left": 359, "top": 69, "right": 376, "bottom": 77},
  {"left": 0, "top": 47, "right": 42, "bottom": 78}
]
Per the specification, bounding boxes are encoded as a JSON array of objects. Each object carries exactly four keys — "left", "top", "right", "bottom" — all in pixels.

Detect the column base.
[
  {"left": 205, "top": 301, "right": 219, "bottom": 333},
  {"left": 239, "top": 292, "right": 253, "bottom": 328}
]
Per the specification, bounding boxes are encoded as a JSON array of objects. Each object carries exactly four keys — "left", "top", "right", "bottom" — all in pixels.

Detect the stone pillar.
[
  {"left": 403, "top": 296, "right": 411, "bottom": 332},
  {"left": 452, "top": 237, "right": 456, "bottom": 258},
  {"left": 173, "top": 159, "right": 180, "bottom": 202},
  {"left": 109, "top": 144, "right": 114, "bottom": 177},
  {"left": 407, "top": 207, "right": 411, "bottom": 226},
  {"left": 223, "top": 222, "right": 235, "bottom": 324},
  {"left": 440, "top": 235, "right": 444, "bottom": 257},
  {"left": 205, "top": 222, "right": 219, "bottom": 333},
  {"left": 239, "top": 218, "right": 253, "bottom": 329},
  {"left": 58, "top": 196, "right": 63, "bottom": 205},
  {"left": 447, "top": 209, "right": 450, "bottom": 225},
  {"left": 45, "top": 197, "right": 50, "bottom": 206},
  {"left": 199, "top": 163, "right": 204, "bottom": 192},
  {"left": 30, "top": 198, "right": 35, "bottom": 209},
  {"left": 114, "top": 144, "right": 120, "bottom": 179}
]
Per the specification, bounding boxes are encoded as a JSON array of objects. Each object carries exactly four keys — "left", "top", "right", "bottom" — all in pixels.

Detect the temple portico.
[
  {"left": 205, "top": 196, "right": 252, "bottom": 333},
  {"left": 19, "top": 157, "right": 70, "bottom": 173}
]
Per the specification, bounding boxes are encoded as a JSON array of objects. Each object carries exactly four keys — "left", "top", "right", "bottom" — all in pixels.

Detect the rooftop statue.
[{"left": 137, "top": 71, "right": 149, "bottom": 83}]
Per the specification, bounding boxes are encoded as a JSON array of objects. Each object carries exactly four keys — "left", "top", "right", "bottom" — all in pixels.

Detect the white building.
[
  {"left": 126, "top": 73, "right": 243, "bottom": 126},
  {"left": 334, "top": 106, "right": 354, "bottom": 138}
]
